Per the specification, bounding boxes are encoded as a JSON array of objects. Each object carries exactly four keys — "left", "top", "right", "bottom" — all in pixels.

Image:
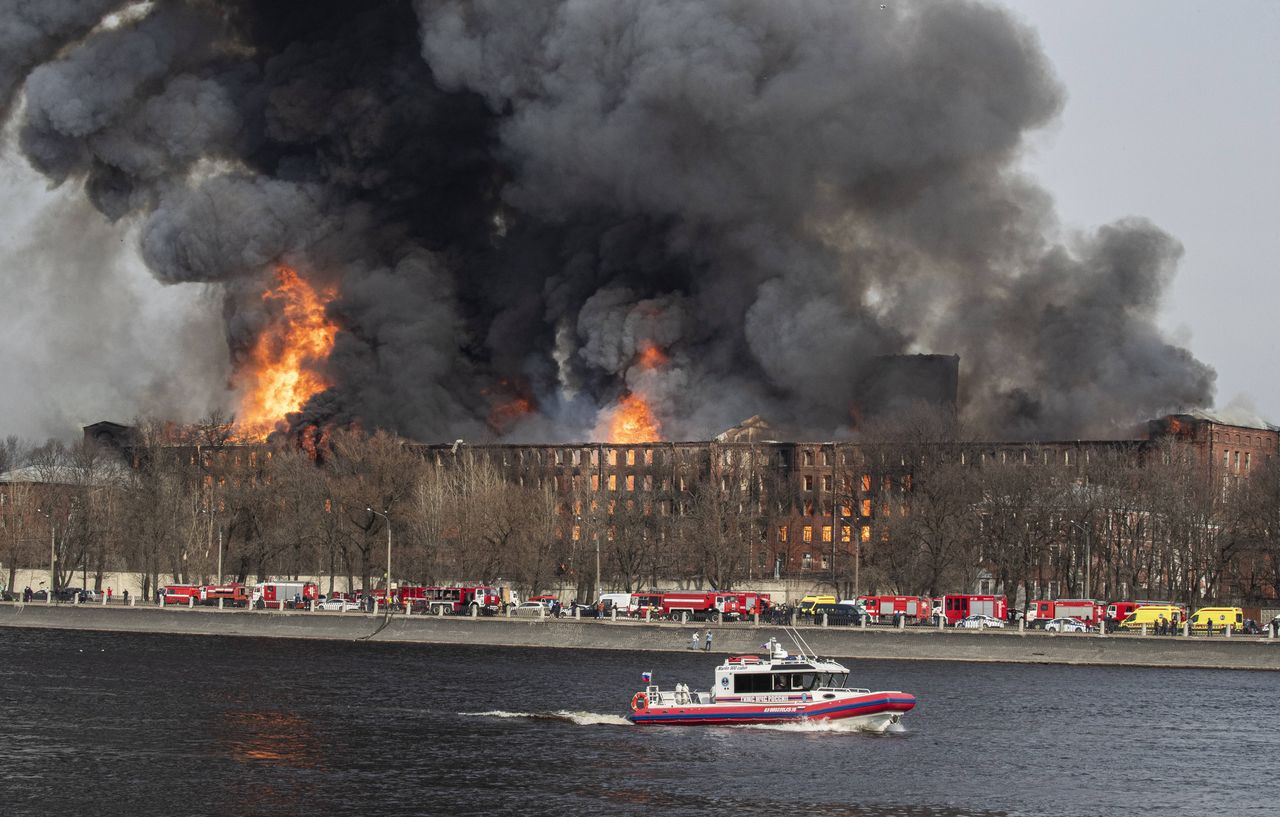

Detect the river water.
[{"left": 0, "top": 627, "right": 1274, "bottom": 816}]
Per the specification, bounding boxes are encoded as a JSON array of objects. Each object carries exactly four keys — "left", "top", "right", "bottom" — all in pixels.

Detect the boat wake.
[{"left": 460, "top": 710, "right": 633, "bottom": 727}]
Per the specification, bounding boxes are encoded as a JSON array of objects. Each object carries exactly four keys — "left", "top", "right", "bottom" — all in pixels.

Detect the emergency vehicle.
[
  {"left": 1105, "top": 600, "right": 1186, "bottom": 625},
  {"left": 859, "top": 595, "right": 930, "bottom": 623},
  {"left": 199, "top": 583, "right": 249, "bottom": 607},
  {"left": 1026, "top": 599, "right": 1102, "bottom": 627},
  {"left": 659, "top": 592, "right": 744, "bottom": 622},
  {"left": 416, "top": 585, "right": 502, "bottom": 615},
  {"left": 251, "top": 581, "right": 319, "bottom": 609},
  {"left": 159, "top": 584, "right": 200, "bottom": 605},
  {"left": 939, "top": 594, "right": 1007, "bottom": 625},
  {"left": 628, "top": 592, "right": 663, "bottom": 617}
]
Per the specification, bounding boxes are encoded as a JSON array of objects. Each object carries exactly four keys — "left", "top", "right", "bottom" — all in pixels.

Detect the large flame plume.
[
  {"left": 608, "top": 393, "right": 662, "bottom": 443},
  {"left": 235, "top": 266, "right": 338, "bottom": 440}
]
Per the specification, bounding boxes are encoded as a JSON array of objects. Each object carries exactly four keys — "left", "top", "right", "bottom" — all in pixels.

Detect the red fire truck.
[
  {"left": 629, "top": 592, "right": 663, "bottom": 617},
  {"left": 731, "top": 592, "right": 772, "bottom": 617},
  {"left": 159, "top": 584, "right": 200, "bottom": 605},
  {"left": 251, "top": 581, "right": 319, "bottom": 609},
  {"left": 1025, "top": 598, "right": 1103, "bottom": 627},
  {"left": 199, "top": 583, "right": 249, "bottom": 607},
  {"left": 940, "top": 594, "right": 1008, "bottom": 625},
  {"left": 659, "top": 592, "right": 746, "bottom": 622},
  {"left": 415, "top": 585, "right": 502, "bottom": 615},
  {"left": 859, "top": 595, "right": 931, "bottom": 623}
]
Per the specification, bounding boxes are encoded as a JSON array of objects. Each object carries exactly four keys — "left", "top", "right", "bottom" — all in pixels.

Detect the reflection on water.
[
  {"left": 223, "top": 710, "right": 319, "bottom": 767},
  {"left": 0, "top": 627, "right": 1274, "bottom": 817}
]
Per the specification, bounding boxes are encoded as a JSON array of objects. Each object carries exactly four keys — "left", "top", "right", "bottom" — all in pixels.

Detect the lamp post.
[
  {"left": 36, "top": 507, "right": 54, "bottom": 604},
  {"left": 1068, "top": 519, "right": 1091, "bottom": 599},
  {"left": 367, "top": 508, "right": 391, "bottom": 615}
]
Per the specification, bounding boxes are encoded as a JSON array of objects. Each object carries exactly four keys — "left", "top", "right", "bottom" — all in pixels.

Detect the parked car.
[
  {"left": 318, "top": 598, "right": 360, "bottom": 612},
  {"left": 511, "top": 601, "right": 549, "bottom": 616},
  {"left": 808, "top": 602, "right": 868, "bottom": 626},
  {"left": 1044, "top": 617, "right": 1088, "bottom": 633},
  {"left": 955, "top": 614, "right": 1006, "bottom": 629}
]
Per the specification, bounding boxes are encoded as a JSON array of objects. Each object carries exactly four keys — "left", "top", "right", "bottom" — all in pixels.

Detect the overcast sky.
[{"left": 1, "top": 1, "right": 1276, "bottom": 441}]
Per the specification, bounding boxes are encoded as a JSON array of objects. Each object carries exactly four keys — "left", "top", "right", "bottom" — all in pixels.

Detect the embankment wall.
[{"left": 3, "top": 603, "right": 1279, "bottom": 671}]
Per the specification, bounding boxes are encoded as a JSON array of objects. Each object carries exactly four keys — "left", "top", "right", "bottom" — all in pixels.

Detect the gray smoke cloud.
[{"left": 0, "top": 0, "right": 1215, "bottom": 443}]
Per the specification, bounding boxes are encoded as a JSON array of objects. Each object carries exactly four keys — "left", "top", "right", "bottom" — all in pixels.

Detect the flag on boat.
[{"left": 641, "top": 671, "right": 652, "bottom": 684}]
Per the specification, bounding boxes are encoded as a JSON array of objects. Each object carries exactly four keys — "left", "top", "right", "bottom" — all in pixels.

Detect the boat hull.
[{"left": 628, "top": 691, "right": 915, "bottom": 729}]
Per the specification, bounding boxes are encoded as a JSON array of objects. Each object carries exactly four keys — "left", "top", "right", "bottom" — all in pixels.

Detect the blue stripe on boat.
[{"left": 630, "top": 695, "right": 915, "bottom": 723}]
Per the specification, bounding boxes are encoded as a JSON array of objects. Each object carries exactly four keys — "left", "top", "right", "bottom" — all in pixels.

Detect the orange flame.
[
  {"left": 608, "top": 393, "right": 662, "bottom": 443},
  {"left": 636, "top": 343, "right": 669, "bottom": 370},
  {"left": 235, "top": 266, "right": 338, "bottom": 439}
]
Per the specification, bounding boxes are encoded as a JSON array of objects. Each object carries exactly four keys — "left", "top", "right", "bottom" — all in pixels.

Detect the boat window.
[
  {"left": 772, "top": 674, "right": 789, "bottom": 691},
  {"left": 791, "top": 673, "right": 817, "bottom": 691},
  {"left": 733, "top": 673, "right": 773, "bottom": 694}
]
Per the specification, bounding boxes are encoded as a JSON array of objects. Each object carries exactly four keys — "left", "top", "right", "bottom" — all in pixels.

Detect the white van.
[{"left": 598, "top": 592, "right": 632, "bottom": 613}]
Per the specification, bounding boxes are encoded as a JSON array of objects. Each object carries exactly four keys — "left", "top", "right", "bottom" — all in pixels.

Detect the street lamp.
[
  {"left": 367, "top": 508, "right": 392, "bottom": 616},
  {"left": 36, "top": 507, "right": 54, "bottom": 604},
  {"left": 1068, "top": 519, "right": 1091, "bottom": 599}
]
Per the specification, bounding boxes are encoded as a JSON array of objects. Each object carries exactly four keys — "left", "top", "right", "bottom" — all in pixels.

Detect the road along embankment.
[{"left": 2, "top": 603, "right": 1278, "bottom": 671}]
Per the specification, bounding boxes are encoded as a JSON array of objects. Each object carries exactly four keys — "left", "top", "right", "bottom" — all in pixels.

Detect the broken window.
[
  {"left": 821, "top": 475, "right": 832, "bottom": 492},
  {"left": 841, "top": 526, "right": 851, "bottom": 543},
  {"left": 591, "top": 474, "right": 600, "bottom": 491},
  {"left": 803, "top": 450, "right": 814, "bottom": 466},
  {"left": 608, "top": 474, "right": 617, "bottom": 491},
  {"left": 627, "top": 449, "right": 636, "bottom": 465},
  {"left": 608, "top": 449, "right": 618, "bottom": 466},
  {"left": 802, "top": 475, "right": 814, "bottom": 491},
  {"left": 861, "top": 499, "right": 872, "bottom": 517},
  {"left": 626, "top": 474, "right": 635, "bottom": 491},
  {"left": 860, "top": 525, "right": 871, "bottom": 543},
  {"left": 861, "top": 473, "right": 871, "bottom": 492}
]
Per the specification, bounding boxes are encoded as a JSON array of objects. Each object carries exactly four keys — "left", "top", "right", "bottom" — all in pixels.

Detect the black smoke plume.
[{"left": 2, "top": 0, "right": 1215, "bottom": 442}]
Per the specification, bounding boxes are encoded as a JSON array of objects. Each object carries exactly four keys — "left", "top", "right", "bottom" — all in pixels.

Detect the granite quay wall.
[{"left": 3, "top": 602, "right": 1278, "bottom": 671}]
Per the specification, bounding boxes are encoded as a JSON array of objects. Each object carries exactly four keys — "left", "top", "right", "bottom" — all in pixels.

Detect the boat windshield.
[{"left": 816, "top": 672, "right": 848, "bottom": 689}]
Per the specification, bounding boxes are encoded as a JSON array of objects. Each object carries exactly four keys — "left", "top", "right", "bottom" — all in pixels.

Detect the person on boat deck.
[
  {"left": 704, "top": 630, "right": 713, "bottom": 651},
  {"left": 691, "top": 631, "right": 700, "bottom": 650}
]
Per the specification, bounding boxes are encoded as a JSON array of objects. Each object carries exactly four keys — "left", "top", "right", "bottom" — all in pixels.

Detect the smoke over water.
[{"left": 1, "top": 0, "right": 1215, "bottom": 442}]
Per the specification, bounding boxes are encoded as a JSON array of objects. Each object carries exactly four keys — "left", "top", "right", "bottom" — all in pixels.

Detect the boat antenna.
[{"left": 785, "top": 626, "right": 820, "bottom": 662}]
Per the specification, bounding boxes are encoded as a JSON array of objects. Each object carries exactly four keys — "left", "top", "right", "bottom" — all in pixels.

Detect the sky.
[{"left": 0, "top": 0, "right": 1276, "bottom": 441}]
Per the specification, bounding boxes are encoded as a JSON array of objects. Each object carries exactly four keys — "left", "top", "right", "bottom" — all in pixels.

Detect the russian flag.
[{"left": 641, "top": 671, "right": 652, "bottom": 684}]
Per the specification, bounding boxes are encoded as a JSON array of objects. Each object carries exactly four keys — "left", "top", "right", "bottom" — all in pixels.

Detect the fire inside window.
[
  {"left": 822, "top": 525, "right": 832, "bottom": 543},
  {"left": 608, "top": 474, "right": 617, "bottom": 491},
  {"left": 802, "top": 525, "right": 813, "bottom": 543},
  {"left": 861, "top": 499, "right": 872, "bottom": 517},
  {"left": 860, "top": 525, "right": 871, "bottom": 542},
  {"left": 861, "top": 473, "right": 871, "bottom": 491},
  {"left": 778, "top": 525, "right": 788, "bottom": 543},
  {"left": 591, "top": 475, "right": 600, "bottom": 490},
  {"left": 644, "top": 449, "right": 654, "bottom": 465},
  {"left": 841, "top": 526, "right": 851, "bottom": 543},
  {"left": 627, "top": 450, "right": 636, "bottom": 465},
  {"left": 626, "top": 475, "right": 635, "bottom": 491},
  {"left": 572, "top": 525, "right": 581, "bottom": 541}
]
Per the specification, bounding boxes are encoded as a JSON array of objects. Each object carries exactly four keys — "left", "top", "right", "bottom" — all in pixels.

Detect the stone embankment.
[{"left": 2, "top": 602, "right": 1277, "bottom": 671}]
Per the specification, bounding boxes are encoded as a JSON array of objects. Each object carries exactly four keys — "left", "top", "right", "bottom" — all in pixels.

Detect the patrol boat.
[{"left": 627, "top": 632, "right": 915, "bottom": 729}]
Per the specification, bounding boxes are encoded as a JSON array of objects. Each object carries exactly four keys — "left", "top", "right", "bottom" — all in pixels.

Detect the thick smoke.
[{"left": 1, "top": 0, "right": 1215, "bottom": 442}]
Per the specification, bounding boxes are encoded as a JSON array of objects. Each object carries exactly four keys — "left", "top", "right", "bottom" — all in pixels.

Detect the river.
[{"left": 0, "top": 628, "right": 1273, "bottom": 816}]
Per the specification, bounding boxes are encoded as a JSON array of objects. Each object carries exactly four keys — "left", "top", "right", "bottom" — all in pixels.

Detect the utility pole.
[{"left": 367, "top": 508, "right": 392, "bottom": 618}]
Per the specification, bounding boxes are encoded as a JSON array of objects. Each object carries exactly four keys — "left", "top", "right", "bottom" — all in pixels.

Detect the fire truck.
[
  {"left": 1026, "top": 598, "right": 1103, "bottom": 627},
  {"left": 416, "top": 585, "right": 502, "bottom": 615},
  {"left": 659, "top": 592, "right": 745, "bottom": 622},
  {"left": 732, "top": 592, "right": 771, "bottom": 617},
  {"left": 859, "top": 595, "right": 930, "bottom": 623},
  {"left": 629, "top": 593, "right": 663, "bottom": 617},
  {"left": 251, "top": 581, "right": 319, "bottom": 609},
  {"left": 159, "top": 584, "right": 200, "bottom": 605},
  {"left": 940, "top": 594, "right": 1008, "bottom": 625},
  {"left": 199, "top": 583, "right": 249, "bottom": 607}
]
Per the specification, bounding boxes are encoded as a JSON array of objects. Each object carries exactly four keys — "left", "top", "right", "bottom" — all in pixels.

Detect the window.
[
  {"left": 572, "top": 525, "right": 581, "bottom": 541},
  {"left": 861, "top": 499, "right": 872, "bottom": 517},
  {"left": 626, "top": 475, "right": 635, "bottom": 491},
  {"left": 555, "top": 450, "right": 565, "bottom": 465},
  {"left": 821, "top": 475, "right": 832, "bottom": 492},
  {"left": 860, "top": 526, "right": 871, "bottom": 542},
  {"left": 802, "top": 475, "right": 814, "bottom": 491},
  {"left": 861, "top": 473, "right": 871, "bottom": 491},
  {"left": 821, "top": 525, "right": 832, "bottom": 543},
  {"left": 841, "top": 504, "right": 852, "bottom": 518},
  {"left": 802, "top": 525, "right": 813, "bottom": 543},
  {"left": 1234, "top": 451, "right": 1240, "bottom": 471},
  {"left": 1246, "top": 452, "right": 1252, "bottom": 472},
  {"left": 608, "top": 474, "right": 617, "bottom": 491},
  {"left": 820, "top": 554, "right": 829, "bottom": 569},
  {"left": 643, "top": 475, "right": 653, "bottom": 491},
  {"left": 644, "top": 449, "right": 654, "bottom": 465},
  {"left": 608, "top": 449, "right": 618, "bottom": 466},
  {"left": 804, "top": 501, "right": 815, "bottom": 515},
  {"left": 626, "top": 449, "right": 636, "bottom": 465},
  {"left": 841, "top": 526, "right": 851, "bottom": 543},
  {"left": 723, "top": 449, "right": 734, "bottom": 466},
  {"left": 778, "top": 525, "right": 788, "bottom": 543},
  {"left": 591, "top": 475, "right": 600, "bottom": 491},
  {"left": 803, "top": 450, "right": 815, "bottom": 466}
]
